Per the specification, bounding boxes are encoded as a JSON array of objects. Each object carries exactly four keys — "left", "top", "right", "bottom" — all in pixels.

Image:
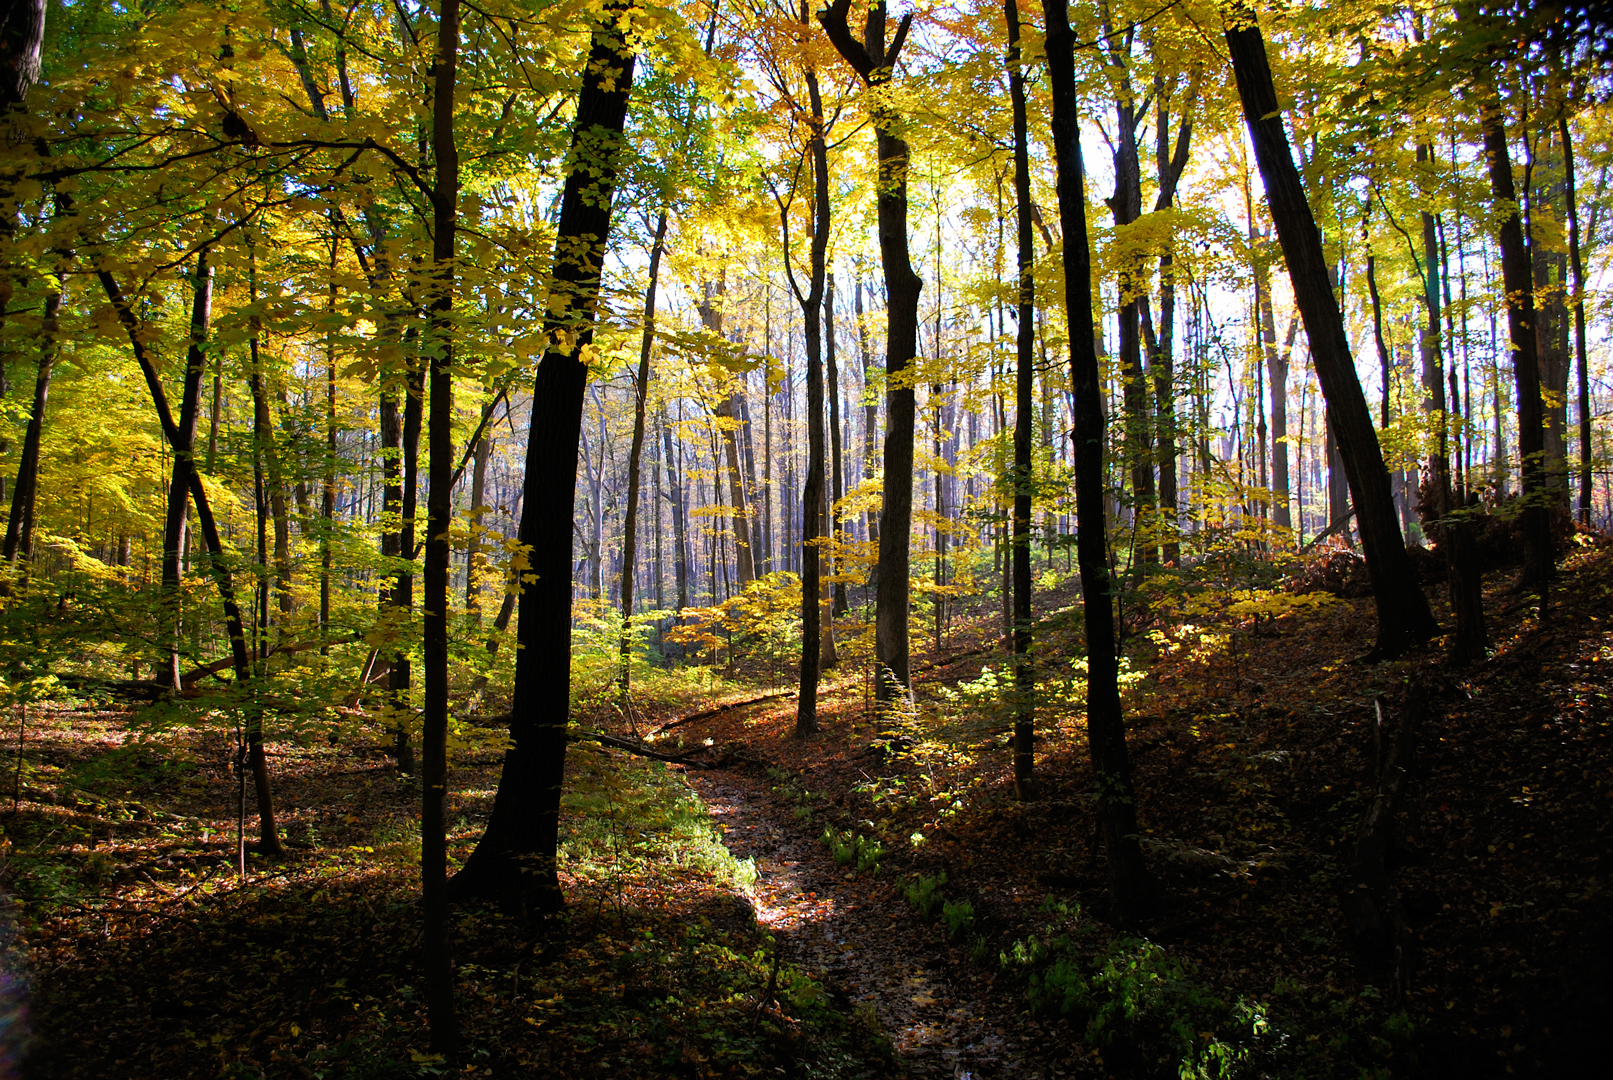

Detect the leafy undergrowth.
[
  {"left": 10, "top": 699, "right": 897, "bottom": 1078},
  {"left": 673, "top": 540, "right": 1613, "bottom": 1077}
]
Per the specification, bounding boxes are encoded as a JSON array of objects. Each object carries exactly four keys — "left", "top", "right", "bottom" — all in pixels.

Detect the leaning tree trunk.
[
  {"left": 1224, "top": 5, "right": 1439, "bottom": 658},
  {"left": 2, "top": 283, "right": 58, "bottom": 573},
  {"left": 98, "top": 262, "right": 281, "bottom": 857},
  {"left": 448, "top": 4, "right": 637, "bottom": 912},
  {"left": 1044, "top": 0, "right": 1155, "bottom": 921},
  {"left": 1007, "top": 0, "right": 1036, "bottom": 799},
  {"left": 819, "top": 0, "right": 922, "bottom": 706}
]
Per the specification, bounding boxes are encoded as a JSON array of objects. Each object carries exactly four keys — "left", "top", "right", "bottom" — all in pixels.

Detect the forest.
[{"left": 0, "top": 0, "right": 1610, "bottom": 1074}]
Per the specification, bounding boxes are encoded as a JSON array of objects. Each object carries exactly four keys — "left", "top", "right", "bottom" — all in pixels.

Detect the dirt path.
[{"left": 683, "top": 764, "right": 1026, "bottom": 1079}]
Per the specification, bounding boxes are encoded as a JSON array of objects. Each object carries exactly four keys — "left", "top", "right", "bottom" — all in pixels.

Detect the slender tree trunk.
[
  {"left": 620, "top": 210, "right": 668, "bottom": 687},
  {"left": 1481, "top": 99, "right": 1554, "bottom": 586},
  {"left": 826, "top": 272, "right": 849, "bottom": 616},
  {"left": 854, "top": 277, "right": 880, "bottom": 549},
  {"left": 1259, "top": 281, "right": 1293, "bottom": 532},
  {"left": 1560, "top": 114, "right": 1593, "bottom": 525},
  {"left": 421, "top": 0, "right": 461, "bottom": 1053},
  {"left": 1225, "top": 7, "right": 1439, "bottom": 656},
  {"left": 793, "top": 42, "right": 831, "bottom": 737},
  {"left": 1044, "top": 0, "right": 1154, "bottom": 920},
  {"left": 448, "top": 4, "right": 636, "bottom": 910},
  {"left": 465, "top": 406, "right": 491, "bottom": 619},
  {"left": 1007, "top": 0, "right": 1036, "bottom": 799},
  {"left": 819, "top": 0, "right": 922, "bottom": 705},
  {"left": 662, "top": 404, "right": 689, "bottom": 613}
]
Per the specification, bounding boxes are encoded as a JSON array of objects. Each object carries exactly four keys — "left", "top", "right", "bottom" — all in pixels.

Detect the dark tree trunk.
[
  {"left": 421, "top": 0, "right": 462, "bottom": 1054},
  {"left": 1044, "top": 0, "right": 1154, "bottom": 921},
  {"left": 819, "top": 0, "right": 922, "bottom": 705},
  {"left": 1480, "top": 101, "right": 1554, "bottom": 586},
  {"left": 854, "top": 278, "right": 880, "bottom": 549},
  {"left": 792, "top": 47, "right": 831, "bottom": 737},
  {"left": 1258, "top": 280, "right": 1293, "bottom": 532},
  {"left": 0, "top": 0, "right": 46, "bottom": 355},
  {"left": 448, "top": 5, "right": 636, "bottom": 912},
  {"left": 1225, "top": 8, "right": 1438, "bottom": 657},
  {"left": 620, "top": 210, "right": 668, "bottom": 687},
  {"left": 1007, "top": 0, "right": 1036, "bottom": 799},
  {"left": 466, "top": 405, "right": 492, "bottom": 618}
]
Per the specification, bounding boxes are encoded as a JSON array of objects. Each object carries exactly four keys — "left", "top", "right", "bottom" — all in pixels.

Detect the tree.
[
  {"left": 819, "top": 0, "right": 922, "bottom": 706},
  {"left": 450, "top": 1, "right": 639, "bottom": 912},
  {"left": 1224, "top": 2, "right": 1439, "bottom": 659},
  {"left": 1043, "top": 0, "right": 1154, "bottom": 920},
  {"left": 1006, "top": 0, "right": 1036, "bottom": 798}
]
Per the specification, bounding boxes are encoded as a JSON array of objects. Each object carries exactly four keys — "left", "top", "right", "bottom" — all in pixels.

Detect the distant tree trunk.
[
  {"left": 819, "top": 0, "right": 922, "bottom": 705},
  {"left": 854, "top": 277, "right": 880, "bottom": 549},
  {"left": 321, "top": 271, "right": 337, "bottom": 646},
  {"left": 448, "top": 4, "right": 636, "bottom": 911},
  {"left": 1225, "top": 7, "right": 1439, "bottom": 657},
  {"left": 465, "top": 405, "right": 492, "bottom": 618},
  {"left": 700, "top": 280, "right": 757, "bottom": 587},
  {"left": 620, "top": 210, "right": 668, "bottom": 687},
  {"left": 1258, "top": 280, "right": 1293, "bottom": 533},
  {"left": 421, "top": 0, "right": 461, "bottom": 1053},
  {"left": 1044, "top": 0, "right": 1154, "bottom": 920},
  {"left": 662, "top": 404, "right": 689, "bottom": 613},
  {"left": 1481, "top": 99, "right": 1554, "bottom": 586},
  {"left": 1561, "top": 114, "right": 1593, "bottom": 525},
  {"left": 1326, "top": 414, "right": 1350, "bottom": 536},
  {"left": 825, "top": 272, "right": 849, "bottom": 616},
  {"left": 1007, "top": 0, "right": 1036, "bottom": 799}
]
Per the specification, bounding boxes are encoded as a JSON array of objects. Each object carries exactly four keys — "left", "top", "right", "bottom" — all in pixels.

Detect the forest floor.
[{"left": 7, "top": 537, "right": 1612, "bottom": 1078}]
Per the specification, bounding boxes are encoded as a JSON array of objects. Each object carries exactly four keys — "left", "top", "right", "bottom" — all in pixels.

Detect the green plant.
[
  {"left": 820, "top": 827, "right": 884, "bottom": 874},
  {"left": 940, "top": 898, "right": 975, "bottom": 939},
  {"left": 904, "top": 871, "right": 947, "bottom": 917}
]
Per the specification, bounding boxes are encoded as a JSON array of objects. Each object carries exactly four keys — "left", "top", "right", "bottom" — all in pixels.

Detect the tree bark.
[
  {"left": 448, "top": 4, "right": 636, "bottom": 911},
  {"left": 819, "top": 0, "right": 922, "bottom": 705},
  {"left": 825, "top": 272, "right": 849, "bottom": 616},
  {"left": 1044, "top": 0, "right": 1154, "bottom": 920},
  {"left": 1224, "top": 6, "right": 1438, "bottom": 657}
]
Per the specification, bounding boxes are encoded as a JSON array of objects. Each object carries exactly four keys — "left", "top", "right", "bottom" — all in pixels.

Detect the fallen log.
[{"left": 651, "top": 690, "right": 798, "bottom": 734}]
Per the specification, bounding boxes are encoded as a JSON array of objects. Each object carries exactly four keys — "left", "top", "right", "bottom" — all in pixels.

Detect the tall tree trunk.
[
  {"left": 819, "top": 0, "right": 922, "bottom": 705},
  {"left": 700, "top": 280, "right": 757, "bottom": 587},
  {"left": 465, "top": 405, "right": 491, "bottom": 618},
  {"left": 448, "top": 4, "right": 636, "bottom": 911},
  {"left": 1560, "top": 114, "right": 1593, "bottom": 525},
  {"left": 391, "top": 360, "right": 425, "bottom": 766},
  {"left": 1044, "top": 0, "right": 1154, "bottom": 920},
  {"left": 619, "top": 210, "right": 668, "bottom": 687},
  {"left": 421, "top": 0, "right": 461, "bottom": 1052},
  {"left": 0, "top": 0, "right": 45, "bottom": 363},
  {"left": 1225, "top": 6, "right": 1439, "bottom": 657},
  {"left": 1007, "top": 0, "right": 1036, "bottom": 799},
  {"left": 792, "top": 30, "right": 831, "bottom": 737},
  {"left": 1481, "top": 99, "right": 1554, "bottom": 586},
  {"left": 1259, "top": 288, "right": 1294, "bottom": 533}
]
